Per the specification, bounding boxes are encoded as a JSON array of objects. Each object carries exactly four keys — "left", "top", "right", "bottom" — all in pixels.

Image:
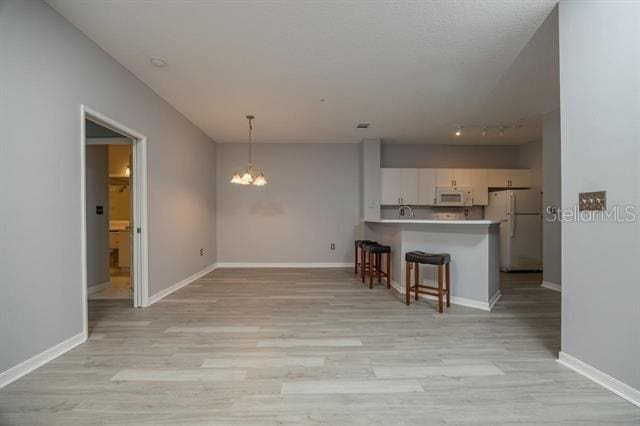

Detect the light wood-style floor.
[{"left": 1, "top": 268, "right": 638, "bottom": 425}]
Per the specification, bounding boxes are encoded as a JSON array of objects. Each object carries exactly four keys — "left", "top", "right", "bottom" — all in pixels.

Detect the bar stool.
[
  {"left": 364, "top": 244, "right": 392, "bottom": 289},
  {"left": 405, "top": 251, "right": 451, "bottom": 313},
  {"left": 354, "top": 240, "right": 374, "bottom": 274},
  {"left": 360, "top": 242, "right": 379, "bottom": 282}
]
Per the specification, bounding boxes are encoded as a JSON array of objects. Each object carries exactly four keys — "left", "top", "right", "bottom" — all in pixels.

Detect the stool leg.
[
  {"left": 378, "top": 253, "right": 382, "bottom": 283},
  {"left": 361, "top": 249, "right": 366, "bottom": 283},
  {"left": 405, "top": 262, "right": 410, "bottom": 305},
  {"left": 414, "top": 263, "right": 419, "bottom": 301},
  {"left": 437, "top": 265, "right": 444, "bottom": 313},
  {"left": 354, "top": 246, "right": 358, "bottom": 274},
  {"left": 386, "top": 253, "right": 391, "bottom": 289},
  {"left": 369, "top": 251, "right": 374, "bottom": 289},
  {"left": 446, "top": 263, "right": 451, "bottom": 307}
]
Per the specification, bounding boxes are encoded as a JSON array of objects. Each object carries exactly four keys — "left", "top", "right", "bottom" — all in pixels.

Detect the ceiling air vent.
[{"left": 356, "top": 123, "right": 371, "bottom": 129}]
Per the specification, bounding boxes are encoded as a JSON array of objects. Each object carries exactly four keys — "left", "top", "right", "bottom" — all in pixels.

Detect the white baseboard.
[
  {"left": 488, "top": 290, "right": 502, "bottom": 310},
  {"left": 216, "top": 262, "right": 352, "bottom": 268},
  {"left": 0, "top": 331, "right": 86, "bottom": 388},
  {"left": 147, "top": 263, "right": 218, "bottom": 306},
  {"left": 541, "top": 280, "right": 561, "bottom": 292},
  {"left": 558, "top": 352, "right": 640, "bottom": 408},
  {"left": 87, "top": 281, "right": 109, "bottom": 295},
  {"left": 388, "top": 280, "right": 497, "bottom": 311}
]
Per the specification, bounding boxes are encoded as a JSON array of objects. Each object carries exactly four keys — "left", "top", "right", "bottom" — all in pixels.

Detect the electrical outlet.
[
  {"left": 200, "top": 248, "right": 204, "bottom": 256},
  {"left": 330, "top": 243, "right": 335, "bottom": 250}
]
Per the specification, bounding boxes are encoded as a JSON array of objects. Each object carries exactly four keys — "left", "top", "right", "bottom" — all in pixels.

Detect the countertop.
[{"left": 363, "top": 219, "right": 503, "bottom": 225}]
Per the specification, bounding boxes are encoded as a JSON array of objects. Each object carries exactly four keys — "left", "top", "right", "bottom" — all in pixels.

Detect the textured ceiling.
[{"left": 48, "top": 0, "right": 559, "bottom": 144}]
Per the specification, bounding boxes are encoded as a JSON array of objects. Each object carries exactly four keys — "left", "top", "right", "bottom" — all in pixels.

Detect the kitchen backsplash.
[{"left": 380, "top": 206, "right": 485, "bottom": 220}]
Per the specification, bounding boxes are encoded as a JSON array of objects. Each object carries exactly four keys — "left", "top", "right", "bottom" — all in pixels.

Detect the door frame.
[{"left": 80, "top": 105, "right": 149, "bottom": 334}]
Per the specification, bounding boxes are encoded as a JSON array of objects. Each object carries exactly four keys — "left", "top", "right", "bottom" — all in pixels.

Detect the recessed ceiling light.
[
  {"left": 150, "top": 58, "right": 167, "bottom": 68},
  {"left": 356, "top": 123, "right": 370, "bottom": 129}
]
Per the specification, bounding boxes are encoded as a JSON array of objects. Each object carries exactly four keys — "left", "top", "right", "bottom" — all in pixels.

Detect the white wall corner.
[
  {"left": 0, "top": 331, "right": 86, "bottom": 389},
  {"left": 558, "top": 352, "right": 640, "bottom": 408},
  {"left": 146, "top": 263, "right": 218, "bottom": 306},
  {"left": 541, "top": 281, "right": 561, "bottom": 292}
]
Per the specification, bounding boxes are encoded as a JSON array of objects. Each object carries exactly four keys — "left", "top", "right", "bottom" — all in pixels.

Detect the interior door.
[
  {"left": 380, "top": 168, "right": 402, "bottom": 205},
  {"left": 400, "top": 169, "right": 418, "bottom": 204}
]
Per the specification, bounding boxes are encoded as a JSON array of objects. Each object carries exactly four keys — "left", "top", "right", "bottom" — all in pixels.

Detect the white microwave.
[{"left": 436, "top": 187, "right": 473, "bottom": 206}]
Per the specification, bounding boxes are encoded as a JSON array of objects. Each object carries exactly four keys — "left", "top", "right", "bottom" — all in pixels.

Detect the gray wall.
[
  {"left": 0, "top": 1, "right": 216, "bottom": 374},
  {"left": 381, "top": 144, "right": 520, "bottom": 169},
  {"left": 85, "top": 145, "right": 110, "bottom": 288},
  {"left": 559, "top": 0, "right": 639, "bottom": 389},
  {"left": 216, "top": 143, "right": 361, "bottom": 263},
  {"left": 517, "top": 140, "right": 543, "bottom": 194},
  {"left": 542, "top": 110, "right": 561, "bottom": 286}
]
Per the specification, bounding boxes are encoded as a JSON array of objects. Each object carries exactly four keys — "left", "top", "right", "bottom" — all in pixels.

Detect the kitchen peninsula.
[{"left": 364, "top": 219, "right": 502, "bottom": 311}]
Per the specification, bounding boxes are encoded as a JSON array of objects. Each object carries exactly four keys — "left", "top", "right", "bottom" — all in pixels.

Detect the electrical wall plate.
[{"left": 579, "top": 191, "right": 606, "bottom": 211}]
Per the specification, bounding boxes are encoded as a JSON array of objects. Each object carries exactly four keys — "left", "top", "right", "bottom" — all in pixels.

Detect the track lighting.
[
  {"left": 455, "top": 126, "right": 462, "bottom": 137},
  {"left": 481, "top": 127, "right": 487, "bottom": 137},
  {"left": 499, "top": 127, "right": 505, "bottom": 137}
]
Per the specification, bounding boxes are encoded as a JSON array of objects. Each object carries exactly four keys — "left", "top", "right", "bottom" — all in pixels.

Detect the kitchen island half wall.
[{"left": 364, "top": 220, "right": 502, "bottom": 310}]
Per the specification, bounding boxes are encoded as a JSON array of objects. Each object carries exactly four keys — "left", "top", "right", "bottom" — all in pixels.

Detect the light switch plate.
[{"left": 579, "top": 191, "right": 606, "bottom": 211}]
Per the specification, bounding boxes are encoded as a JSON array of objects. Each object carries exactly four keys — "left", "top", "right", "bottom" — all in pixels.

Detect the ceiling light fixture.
[
  {"left": 356, "top": 123, "right": 370, "bottom": 129},
  {"left": 455, "top": 126, "right": 462, "bottom": 137},
  {"left": 230, "top": 115, "right": 267, "bottom": 186},
  {"left": 481, "top": 127, "right": 488, "bottom": 137},
  {"left": 150, "top": 58, "right": 167, "bottom": 67},
  {"left": 499, "top": 127, "right": 505, "bottom": 137}
]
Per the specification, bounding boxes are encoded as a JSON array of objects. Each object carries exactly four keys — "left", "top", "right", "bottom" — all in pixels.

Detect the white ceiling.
[{"left": 48, "top": 0, "right": 559, "bottom": 145}]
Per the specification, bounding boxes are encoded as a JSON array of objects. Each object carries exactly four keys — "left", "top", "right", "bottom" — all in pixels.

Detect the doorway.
[
  {"left": 86, "top": 141, "right": 133, "bottom": 300},
  {"left": 81, "top": 106, "right": 149, "bottom": 334}
]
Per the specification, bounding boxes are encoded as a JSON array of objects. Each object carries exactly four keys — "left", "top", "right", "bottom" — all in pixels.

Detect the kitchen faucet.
[{"left": 398, "top": 205, "right": 415, "bottom": 219}]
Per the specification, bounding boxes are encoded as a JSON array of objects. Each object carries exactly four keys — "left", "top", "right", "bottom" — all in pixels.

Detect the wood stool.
[
  {"left": 360, "top": 242, "right": 379, "bottom": 283},
  {"left": 364, "top": 244, "right": 392, "bottom": 289},
  {"left": 354, "top": 240, "right": 374, "bottom": 274},
  {"left": 405, "top": 251, "right": 451, "bottom": 313}
]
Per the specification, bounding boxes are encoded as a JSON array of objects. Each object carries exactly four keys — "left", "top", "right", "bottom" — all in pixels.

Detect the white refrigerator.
[{"left": 485, "top": 189, "right": 542, "bottom": 272}]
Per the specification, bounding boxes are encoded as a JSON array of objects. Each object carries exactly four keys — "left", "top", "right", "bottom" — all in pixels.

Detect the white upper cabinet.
[
  {"left": 400, "top": 169, "right": 418, "bottom": 204},
  {"left": 380, "top": 168, "right": 402, "bottom": 205},
  {"left": 487, "top": 169, "right": 531, "bottom": 188},
  {"left": 417, "top": 168, "right": 437, "bottom": 205},
  {"left": 470, "top": 169, "right": 489, "bottom": 205},
  {"left": 380, "top": 168, "right": 418, "bottom": 205},
  {"left": 436, "top": 168, "right": 471, "bottom": 187}
]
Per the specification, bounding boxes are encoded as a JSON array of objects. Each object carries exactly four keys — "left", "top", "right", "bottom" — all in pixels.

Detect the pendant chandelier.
[{"left": 230, "top": 115, "right": 267, "bottom": 186}]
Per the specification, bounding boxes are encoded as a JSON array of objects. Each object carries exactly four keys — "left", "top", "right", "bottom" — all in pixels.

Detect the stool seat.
[
  {"left": 366, "top": 245, "right": 391, "bottom": 254},
  {"left": 405, "top": 251, "right": 450, "bottom": 265},
  {"left": 354, "top": 239, "right": 373, "bottom": 247}
]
